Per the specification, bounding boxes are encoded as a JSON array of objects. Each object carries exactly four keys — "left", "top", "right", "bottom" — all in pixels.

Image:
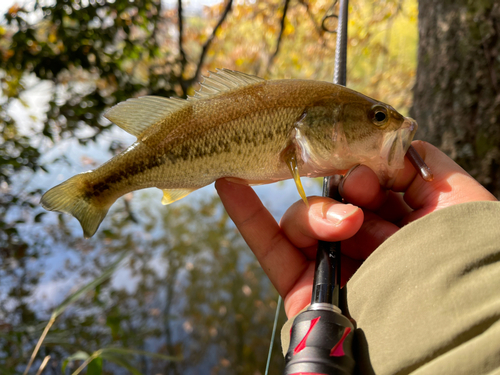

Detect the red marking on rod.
[
  {"left": 330, "top": 326, "right": 352, "bottom": 357},
  {"left": 293, "top": 317, "right": 321, "bottom": 355}
]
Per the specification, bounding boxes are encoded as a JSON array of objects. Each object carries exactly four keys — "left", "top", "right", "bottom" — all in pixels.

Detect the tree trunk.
[{"left": 411, "top": 0, "right": 500, "bottom": 198}]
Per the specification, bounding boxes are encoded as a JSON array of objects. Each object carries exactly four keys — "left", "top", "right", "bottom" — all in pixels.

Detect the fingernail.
[
  {"left": 339, "top": 164, "right": 361, "bottom": 197},
  {"left": 326, "top": 203, "right": 359, "bottom": 224}
]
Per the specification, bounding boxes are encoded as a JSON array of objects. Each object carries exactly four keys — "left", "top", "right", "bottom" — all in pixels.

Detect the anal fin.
[
  {"left": 161, "top": 188, "right": 196, "bottom": 205},
  {"left": 284, "top": 152, "right": 309, "bottom": 208}
]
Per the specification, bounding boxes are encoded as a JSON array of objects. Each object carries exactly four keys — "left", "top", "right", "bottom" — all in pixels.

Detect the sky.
[{"left": 0, "top": 0, "right": 37, "bottom": 17}]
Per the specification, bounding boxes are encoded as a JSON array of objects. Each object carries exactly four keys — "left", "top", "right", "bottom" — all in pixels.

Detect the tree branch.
[
  {"left": 177, "top": 0, "right": 187, "bottom": 66},
  {"left": 299, "top": 0, "right": 325, "bottom": 39},
  {"left": 176, "top": 0, "right": 233, "bottom": 94},
  {"left": 188, "top": 0, "right": 233, "bottom": 88},
  {"left": 268, "top": 0, "right": 291, "bottom": 70},
  {"left": 177, "top": 0, "right": 188, "bottom": 95}
]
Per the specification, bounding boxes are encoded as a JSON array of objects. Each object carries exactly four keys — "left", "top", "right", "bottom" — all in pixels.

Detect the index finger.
[
  {"left": 215, "top": 178, "right": 308, "bottom": 297},
  {"left": 215, "top": 179, "right": 364, "bottom": 299}
]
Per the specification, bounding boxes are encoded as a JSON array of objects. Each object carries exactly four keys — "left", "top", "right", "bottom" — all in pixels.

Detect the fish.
[{"left": 40, "top": 69, "right": 418, "bottom": 238}]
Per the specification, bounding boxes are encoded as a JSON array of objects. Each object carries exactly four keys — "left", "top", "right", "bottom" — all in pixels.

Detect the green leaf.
[
  {"left": 87, "top": 356, "right": 103, "bottom": 375},
  {"left": 62, "top": 351, "right": 89, "bottom": 373},
  {"left": 106, "top": 307, "right": 122, "bottom": 339}
]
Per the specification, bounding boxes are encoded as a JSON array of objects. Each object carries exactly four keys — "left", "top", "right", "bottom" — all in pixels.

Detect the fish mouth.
[
  {"left": 376, "top": 116, "right": 418, "bottom": 188},
  {"left": 400, "top": 117, "right": 418, "bottom": 152},
  {"left": 346, "top": 117, "right": 418, "bottom": 188},
  {"left": 383, "top": 117, "right": 418, "bottom": 167}
]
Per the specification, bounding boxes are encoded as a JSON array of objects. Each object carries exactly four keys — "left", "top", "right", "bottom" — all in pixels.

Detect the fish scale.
[{"left": 41, "top": 69, "right": 418, "bottom": 238}]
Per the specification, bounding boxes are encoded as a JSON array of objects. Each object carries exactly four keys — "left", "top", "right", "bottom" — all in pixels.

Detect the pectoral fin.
[
  {"left": 284, "top": 152, "right": 309, "bottom": 208},
  {"left": 161, "top": 188, "right": 196, "bottom": 205}
]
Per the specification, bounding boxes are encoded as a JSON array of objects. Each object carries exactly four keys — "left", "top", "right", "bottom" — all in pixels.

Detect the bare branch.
[
  {"left": 177, "top": 0, "right": 187, "bottom": 66},
  {"left": 188, "top": 0, "right": 234, "bottom": 87},
  {"left": 268, "top": 0, "right": 291, "bottom": 70},
  {"left": 299, "top": 0, "right": 325, "bottom": 39},
  {"left": 177, "top": 0, "right": 188, "bottom": 95}
]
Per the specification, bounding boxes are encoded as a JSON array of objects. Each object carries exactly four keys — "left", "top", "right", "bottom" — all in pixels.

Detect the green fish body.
[{"left": 41, "top": 69, "right": 417, "bottom": 238}]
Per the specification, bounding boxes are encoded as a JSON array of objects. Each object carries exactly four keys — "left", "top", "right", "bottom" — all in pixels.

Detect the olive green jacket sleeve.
[{"left": 282, "top": 201, "right": 500, "bottom": 375}]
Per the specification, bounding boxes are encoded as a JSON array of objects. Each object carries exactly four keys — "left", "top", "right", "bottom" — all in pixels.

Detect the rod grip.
[{"left": 283, "top": 308, "right": 355, "bottom": 375}]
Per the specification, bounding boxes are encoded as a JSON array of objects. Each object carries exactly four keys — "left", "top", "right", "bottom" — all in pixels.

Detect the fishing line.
[{"left": 264, "top": 295, "right": 282, "bottom": 375}]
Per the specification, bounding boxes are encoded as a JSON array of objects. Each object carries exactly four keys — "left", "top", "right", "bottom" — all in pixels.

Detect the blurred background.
[{"left": 0, "top": 0, "right": 498, "bottom": 373}]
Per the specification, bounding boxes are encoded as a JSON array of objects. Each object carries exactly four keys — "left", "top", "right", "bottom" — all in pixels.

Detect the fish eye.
[
  {"left": 375, "top": 111, "right": 386, "bottom": 122},
  {"left": 370, "top": 105, "right": 389, "bottom": 126}
]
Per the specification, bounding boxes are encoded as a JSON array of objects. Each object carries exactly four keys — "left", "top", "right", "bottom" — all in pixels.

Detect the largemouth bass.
[{"left": 41, "top": 69, "right": 417, "bottom": 238}]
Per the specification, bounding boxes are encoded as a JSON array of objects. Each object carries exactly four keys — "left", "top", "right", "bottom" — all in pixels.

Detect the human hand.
[{"left": 215, "top": 141, "right": 497, "bottom": 318}]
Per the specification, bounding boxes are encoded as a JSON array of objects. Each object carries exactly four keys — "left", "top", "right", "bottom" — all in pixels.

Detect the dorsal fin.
[
  {"left": 104, "top": 69, "right": 266, "bottom": 137},
  {"left": 104, "top": 96, "right": 187, "bottom": 137},
  {"left": 189, "top": 69, "right": 265, "bottom": 100}
]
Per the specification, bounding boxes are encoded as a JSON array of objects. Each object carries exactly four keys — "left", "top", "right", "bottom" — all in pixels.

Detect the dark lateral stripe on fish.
[{"left": 41, "top": 69, "right": 418, "bottom": 238}]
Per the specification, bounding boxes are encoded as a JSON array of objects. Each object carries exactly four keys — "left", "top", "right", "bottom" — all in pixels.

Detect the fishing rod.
[
  {"left": 282, "top": 0, "right": 433, "bottom": 372},
  {"left": 283, "top": 0, "right": 356, "bottom": 374}
]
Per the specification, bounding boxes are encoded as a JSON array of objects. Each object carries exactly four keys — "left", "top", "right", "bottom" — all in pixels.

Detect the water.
[{"left": 2, "top": 123, "right": 321, "bottom": 373}]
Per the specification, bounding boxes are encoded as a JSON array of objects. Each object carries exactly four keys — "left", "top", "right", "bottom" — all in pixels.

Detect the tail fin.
[{"left": 40, "top": 173, "right": 113, "bottom": 238}]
